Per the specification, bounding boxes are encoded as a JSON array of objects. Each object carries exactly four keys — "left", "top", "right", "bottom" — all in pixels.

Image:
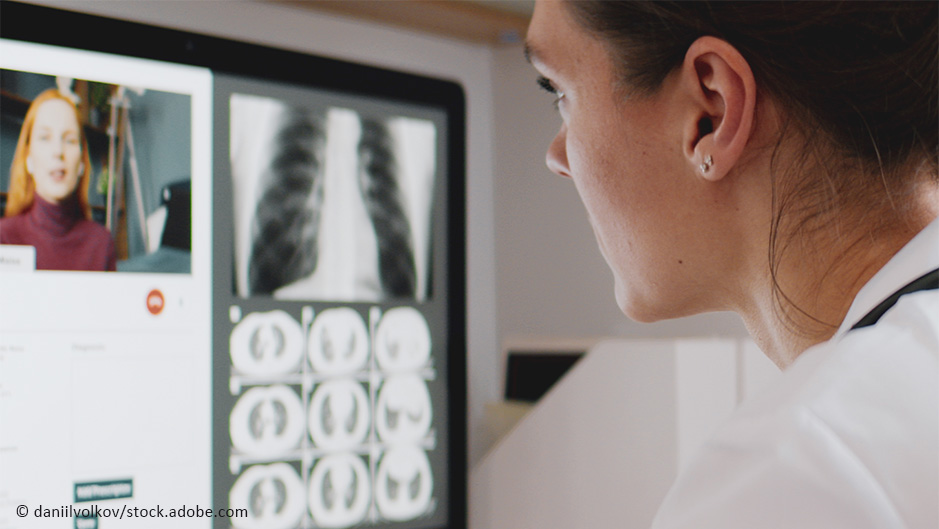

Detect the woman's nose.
[
  {"left": 50, "top": 138, "right": 65, "bottom": 158},
  {"left": 545, "top": 124, "right": 571, "bottom": 179}
]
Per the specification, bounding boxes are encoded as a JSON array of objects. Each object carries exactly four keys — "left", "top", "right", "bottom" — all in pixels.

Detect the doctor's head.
[
  {"left": 526, "top": 0, "right": 938, "bottom": 327},
  {"left": 6, "top": 88, "right": 92, "bottom": 218}
]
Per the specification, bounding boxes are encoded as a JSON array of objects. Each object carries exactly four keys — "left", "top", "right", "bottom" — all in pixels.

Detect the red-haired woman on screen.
[{"left": 1, "top": 88, "right": 116, "bottom": 271}]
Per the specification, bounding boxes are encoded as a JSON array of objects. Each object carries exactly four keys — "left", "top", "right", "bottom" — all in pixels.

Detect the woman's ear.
[{"left": 679, "top": 36, "right": 756, "bottom": 182}]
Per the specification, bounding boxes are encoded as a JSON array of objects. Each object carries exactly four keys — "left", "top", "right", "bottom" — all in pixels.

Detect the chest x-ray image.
[{"left": 230, "top": 94, "right": 436, "bottom": 302}]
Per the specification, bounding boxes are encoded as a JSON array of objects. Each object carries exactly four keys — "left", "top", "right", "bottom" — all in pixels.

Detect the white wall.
[
  {"left": 471, "top": 338, "right": 782, "bottom": 529},
  {"left": 471, "top": 341, "right": 680, "bottom": 529}
]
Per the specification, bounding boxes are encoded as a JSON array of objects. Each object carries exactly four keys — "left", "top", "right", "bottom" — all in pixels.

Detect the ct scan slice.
[
  {"left": 230, "top": 462, "right": 306, "bottom": 529},
  {"left": 308, "top": 453, "right": 372, "bottom": 528},
  {"left": 375, "top": 375, "right": 433, "bottom": 445},
  {"left": 230, "top": 385, "right": 305, "bottom": 457},
  {"left": 374, "top": 306, "right": 431, "bottom": 372},
  {"left": 231, "top": 310, "right": 304, "bottom": 377},
  {"left": 375, "top": 447, "right": 434, "bottom": 521},
  {"left": 307, "top": 307, "right": 370, "bottom": 375},
  {"left": 308, "top": 378, "right": 371, "bottom": 450}
]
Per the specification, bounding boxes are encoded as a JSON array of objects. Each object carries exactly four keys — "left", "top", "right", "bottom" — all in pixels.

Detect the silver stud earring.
[{"left": 699, "top": 154, "right": 713, "bottom": 174}]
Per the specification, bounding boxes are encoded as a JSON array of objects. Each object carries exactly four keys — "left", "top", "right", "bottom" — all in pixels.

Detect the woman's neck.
[
  {"left": 28, "top": 193, "right": 82, "bottom": 235},
  {"left": 739, "top": 177, "right": 939, "bottom": 369}
]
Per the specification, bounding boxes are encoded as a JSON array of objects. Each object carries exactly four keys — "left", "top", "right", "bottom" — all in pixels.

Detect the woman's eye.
[
  {"left": 536, "top": 76, "right": 565, "bottom": 110},
  {"left": 536, "top": 76, "right": 556, "bottom": 95}
]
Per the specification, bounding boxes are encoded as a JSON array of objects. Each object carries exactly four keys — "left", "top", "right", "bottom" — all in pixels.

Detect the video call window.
[
  {"left": 0, "top": 69, "right": 193, "bottom": 274},
  {"left": 1, "top": 32, "right": 214, "bottom": 529}
]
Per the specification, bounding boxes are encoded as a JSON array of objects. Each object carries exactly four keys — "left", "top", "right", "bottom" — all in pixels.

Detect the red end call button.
[{"left": 147, "top": 289, "right": 165, "bottom": 315}]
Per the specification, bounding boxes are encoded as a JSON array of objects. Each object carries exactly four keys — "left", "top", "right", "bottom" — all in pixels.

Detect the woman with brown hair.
[
  {"left": 526, "top": 0, "right": 937, "bottom": 526},
  {"left": 1, "top": 88, "right": 115, "bottom": 271}
]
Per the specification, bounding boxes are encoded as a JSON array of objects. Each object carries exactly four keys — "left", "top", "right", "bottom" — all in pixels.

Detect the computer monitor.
[{"left": 0, "top": 2, "right": 466, "bottom": 528}]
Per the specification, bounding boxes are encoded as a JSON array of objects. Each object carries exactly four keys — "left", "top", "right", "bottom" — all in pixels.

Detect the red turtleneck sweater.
[{"left": 0, "top": 196, "right": 116, "bottom": 271}]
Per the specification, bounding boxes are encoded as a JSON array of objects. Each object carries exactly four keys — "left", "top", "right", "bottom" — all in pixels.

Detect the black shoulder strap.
[{"left": 850, "top": 268, "right": 939, "bottom": 331}]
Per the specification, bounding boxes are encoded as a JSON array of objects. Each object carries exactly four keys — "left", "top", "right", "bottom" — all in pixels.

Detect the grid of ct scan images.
[{"left": 226, "top": 305, "right": 437, "bottom": 529}]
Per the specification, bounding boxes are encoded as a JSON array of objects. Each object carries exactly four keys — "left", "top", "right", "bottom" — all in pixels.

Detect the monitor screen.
[{"left": 0, "top": 3, "right": 466, "bottom": 528}]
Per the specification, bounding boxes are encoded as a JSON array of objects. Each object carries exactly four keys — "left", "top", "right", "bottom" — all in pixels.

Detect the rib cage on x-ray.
[
  {"left": 248, "top": 107, "right": 326, "bottom": 295},
  {"left": 232, "top": 94, "right": 434, "bottom": 302}
]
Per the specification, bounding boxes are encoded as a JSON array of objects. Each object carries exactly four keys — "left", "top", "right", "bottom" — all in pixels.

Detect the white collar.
[{"left": 834, "top": 218, "right": 939, "bottom": 338}]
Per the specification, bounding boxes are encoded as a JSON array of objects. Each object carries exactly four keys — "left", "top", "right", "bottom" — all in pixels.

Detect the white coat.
[{"left": 652, "top": 219, "right": 939, "bottom": 529}]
